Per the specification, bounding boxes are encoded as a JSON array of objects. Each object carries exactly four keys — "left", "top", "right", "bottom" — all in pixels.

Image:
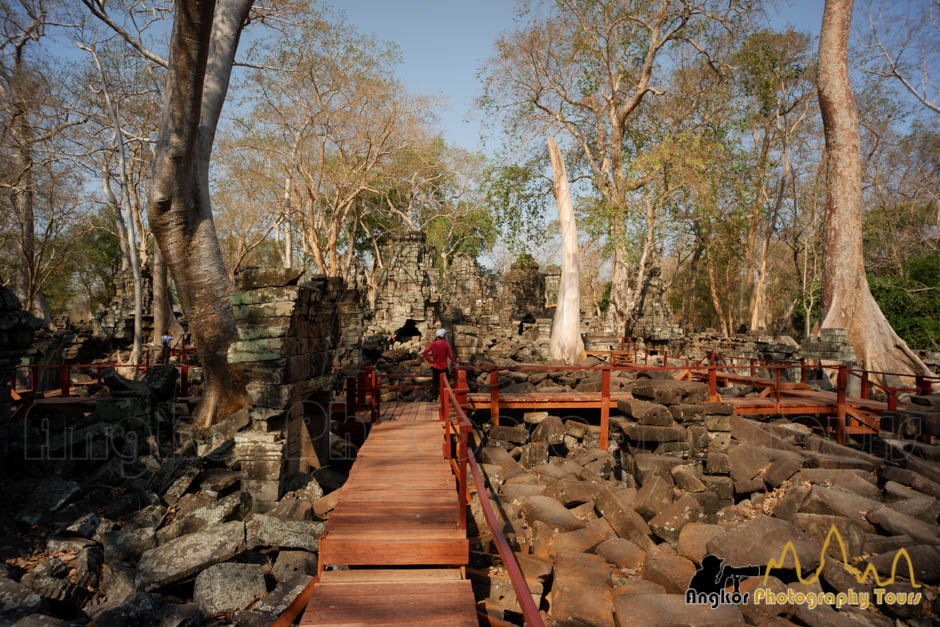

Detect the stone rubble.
[{"left": 469, "top": 375, "right": 940, "bottom": 626}]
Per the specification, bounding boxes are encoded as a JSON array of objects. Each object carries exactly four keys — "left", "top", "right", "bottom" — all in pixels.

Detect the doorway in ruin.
[
  {"left": 394, "top": 319, "right": 422, "bottom": 343},
  {"left": 517, "top": 313, "right": 536, "bottom": 335}
]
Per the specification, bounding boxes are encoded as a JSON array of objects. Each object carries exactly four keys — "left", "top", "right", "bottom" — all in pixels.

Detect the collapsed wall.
[
  {"left": 0, "top": 281, "right": 40, "bottom": 422},
  {"left": 227, "top": 268, "right": 350, "bottom": 512}
]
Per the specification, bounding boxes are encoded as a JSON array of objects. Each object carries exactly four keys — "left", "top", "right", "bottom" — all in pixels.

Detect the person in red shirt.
[{"left": 423, "top": 328, "right": 458, "bottom": 399}]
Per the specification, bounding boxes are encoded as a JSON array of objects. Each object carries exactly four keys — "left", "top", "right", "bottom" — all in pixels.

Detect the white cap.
[{"left": 435, "top": 328, "right": 446, "bottom": 338}]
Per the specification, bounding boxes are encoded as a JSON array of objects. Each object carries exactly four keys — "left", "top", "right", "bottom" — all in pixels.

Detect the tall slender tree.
[
  {"left": 546, "top": 136, "right": 585, "bottom": 364},
  {"left": 817, "top": 0, "right": 931, "bottom": 376},
  {"left": 147, "top": 0, "right": 254, "bottom": 428}
]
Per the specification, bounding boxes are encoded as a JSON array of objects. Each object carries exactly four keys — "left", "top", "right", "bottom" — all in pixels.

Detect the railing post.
[
  {"left": 489, "top": 369, "right": 500, "bottom": 426},
  {"left": 357, "top": 369, "right": 368, "bottom": 411},
  {"left": 749, "top": 358, "right": 755, "bottom": 378},
  {"left": 345, "top": 375, "right": 356, "bottom": 420},
  {"left": 455, "top": 367, "right": 468, "bottom": 408},
  {"left": 180, "top": 364, "right": 189, "bottom": 397},
  {"left": 600, "top": 368, "right": 610, "bottom": 451},
  {"left": 442, "top": 389, "right": 450, "bottom": 458},
  {"left": 708, "top": 350, "right": 718, "bottom": 402},
  {"left": 888, "top": 388, "right": 898, "bottom": 411},
  {"left": 439, "top": 375, "right": 446, "bottom": 423},
  {"left": 860, "top": 370, "right": 869, "bottom": 400},
  {"left": 371, "top": 370, "right": 380, "bottom": 423},
  {"left": 29, "top": 366, "right": 37, "bottom": 393},
  {"left": 775, "top": 367, "right": 781, "bottom": 406},
  {"left": 663, "top": 350, "right": 668, "bottom": 368},
  {"left": 458, "top": 427, "right": 468, "bottom": 529},
  {"left": 60, "top": 365, "right": 70, "bottom": 398},
  {"left": 835, "top": 364, "right": 847, "bottom": 445},
  {"left": 800, "top": 358, "right": 807, "bottom": 384}
]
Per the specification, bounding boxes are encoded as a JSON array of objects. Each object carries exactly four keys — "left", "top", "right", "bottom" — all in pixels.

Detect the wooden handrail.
[
  {"left": 11, "top": 362, "right": 199, "bottom": 400},
  {"left": 440, "top": 372, "right": 546, "bottom": 627},
  {"left": 271, "top": 573, "right": 319, "bottom": 627}
]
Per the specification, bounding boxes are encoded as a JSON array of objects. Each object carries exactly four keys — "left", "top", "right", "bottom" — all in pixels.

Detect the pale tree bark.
[
  {"left": 151, "top": 240, "right": 182, "bottom": 345},
  {"left": 6, "top": 4, "right": 51, "bottom": 324},
  {"left": 547, "top": 136, "right": 585, "bottom": 364},
  {"left": 817, "top": 0, "right": 932, "bottom": 377},
  {"left": 149, "top": 0, "right": 253, "bottom": 429},
  {"left": 83, "top": 42, "right": 143, "bottom": 367}
]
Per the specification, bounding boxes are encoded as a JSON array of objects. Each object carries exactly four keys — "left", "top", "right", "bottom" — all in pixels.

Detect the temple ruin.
[{"left": 1, "top": 235, "right": 939, "bottom": 627}]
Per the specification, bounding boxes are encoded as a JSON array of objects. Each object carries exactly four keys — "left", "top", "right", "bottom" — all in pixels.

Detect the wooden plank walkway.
[{"left": 302, "top": 402, "right": 475, "bottom": 626}]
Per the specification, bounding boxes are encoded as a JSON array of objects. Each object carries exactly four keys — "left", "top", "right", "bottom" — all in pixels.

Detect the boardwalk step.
[{"left": 300, "top": 577, "right": 476, "bottom": 626}]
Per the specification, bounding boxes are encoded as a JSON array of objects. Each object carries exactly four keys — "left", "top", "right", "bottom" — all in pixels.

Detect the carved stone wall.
[{"left": 228, "top": 268, "right": 345, "bottom": 512}]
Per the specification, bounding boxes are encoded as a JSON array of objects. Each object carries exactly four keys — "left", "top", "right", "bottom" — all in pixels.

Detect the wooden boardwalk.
[{"left": 301, "top": 402, "right": 476, "bottom": 626}]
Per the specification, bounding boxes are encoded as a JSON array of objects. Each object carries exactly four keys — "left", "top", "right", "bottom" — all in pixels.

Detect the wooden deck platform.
[{"left": 303, "top": 401, "right": 475, "bottom": 626}]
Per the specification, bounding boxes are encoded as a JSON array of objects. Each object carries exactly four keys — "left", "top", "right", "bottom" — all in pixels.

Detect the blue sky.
[{"left": 329, "top": 0, "right": 827, "bottom": 154}]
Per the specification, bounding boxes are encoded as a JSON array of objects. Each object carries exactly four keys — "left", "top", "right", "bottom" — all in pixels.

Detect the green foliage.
[
  {"left": 597, "top": 281, "right": 612, "bottom": 313},
  {"left": 733, "top": 29, "right": 810, "bottom": 117},
  {"left": 481, "top": 159, "right": 548, "bottom": 252},
  {"left": 869, "top": 252, "right": 940, "bottom": 350}
]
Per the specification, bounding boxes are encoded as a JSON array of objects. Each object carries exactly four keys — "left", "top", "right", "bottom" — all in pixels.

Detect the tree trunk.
[
  {"left": 817, "top": 0, "right": 931, "bottom": 376},
  {"left": 281, "top": 171, "right": 293, "bottom": 269},
  {"left": 149, "top": 0, "right": 253, "bottom": 430},
  {"left": 547, "top": 136, "right": 585, "bottom": 364},
  {"left": 605, "top": 233, "right": 631, "bottom": 336},
  {"left": 152, "top": 240, "right": 172, "bottom": 344},
  {"left": 89, "top": 42, "right": 143, "bottom": 368}
]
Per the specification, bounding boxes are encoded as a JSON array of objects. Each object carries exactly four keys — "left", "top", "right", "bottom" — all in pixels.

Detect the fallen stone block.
[
  {"left": 520, "top": 495, "right": 584, "bottom": 533},
  {"left": 794, "top": 468, "right": 880, "bottom": 500},
  {"left": 254, "top": 574, "right": 312, "bottom": 616},
  {"left": 791, "top": 513, "right": 867, "bottom": 559},
  {"left": 634, "top": 476, "right": 674, "bottom": 520},
  {"left": 16, "top": 478, "right": 80, "bottom": 526},
  {"left": 632, "top": 380, "right": 708, "bottom": 404},
  {"left": 648, "top": 495, "right": 704, "bottom": 546},
  {"left": 799, "top": 485, "right": 880, "bottom": 527},
  {"left": 677, "top": 522, "right": 723, "bottom": 565},
  {"left": 136, "top": 521, "right": 245, "bottom": 591},
  {"left": 641, "top": 545, "right": 696, "bottom": 594},
  {"left": 613, "top": 593, "right": 743, "bottom": 627},
  {"left": 763, "top": 457, "right": 802, "bottom": 488},
  {"left": 550, "top": 552, "right": 614, "bottom": 627},
  {"left": 490, "top": 424, "right": 528, "bottom": 444},
  {"left": 866, "top": 505, "right": 940, "bottom": 545},
  {"left": 890, "top": 495, "right": 940, "bottom": 524},
  {"left": 595, "top": 537, "right": 646, "bottom": 570},
  {"left": 246, "top": 515, "right": 325, "bottom": 551},
  {"left": 883, "top": 465, "right": 940, "bottom": 500},
  {"left": 868, "top": 544, "right": 940, "bottom": 585},
  {"left": 546, "top": 480, "right": 602, "bottom": 507},
  {"left": 616, "top": 400, "right": 673, "bottom": 426},
  {"left": 707, "top": 515, "right": 821, "bottom": 575},
  {"left": 595, "top": 487, "right": 653, "bottom": 549},
  {"left": 272, "top": 550, "right": 318, "bottom": 584},
  {"left": 193, "top": 562, "right": 266, "bottom": 614}
]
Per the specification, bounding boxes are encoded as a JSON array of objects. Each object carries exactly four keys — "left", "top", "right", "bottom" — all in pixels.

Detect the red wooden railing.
[
  {"left": 11, "top": 362, "right": 198, "bottom": 400},
  {"left": 440, "top": 371, "right": 546, "bottom": 627}
]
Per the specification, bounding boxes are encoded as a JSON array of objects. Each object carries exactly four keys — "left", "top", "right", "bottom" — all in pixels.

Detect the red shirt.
[{"left": 424, "top": 338, "right": 456, "bottom": 370}]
